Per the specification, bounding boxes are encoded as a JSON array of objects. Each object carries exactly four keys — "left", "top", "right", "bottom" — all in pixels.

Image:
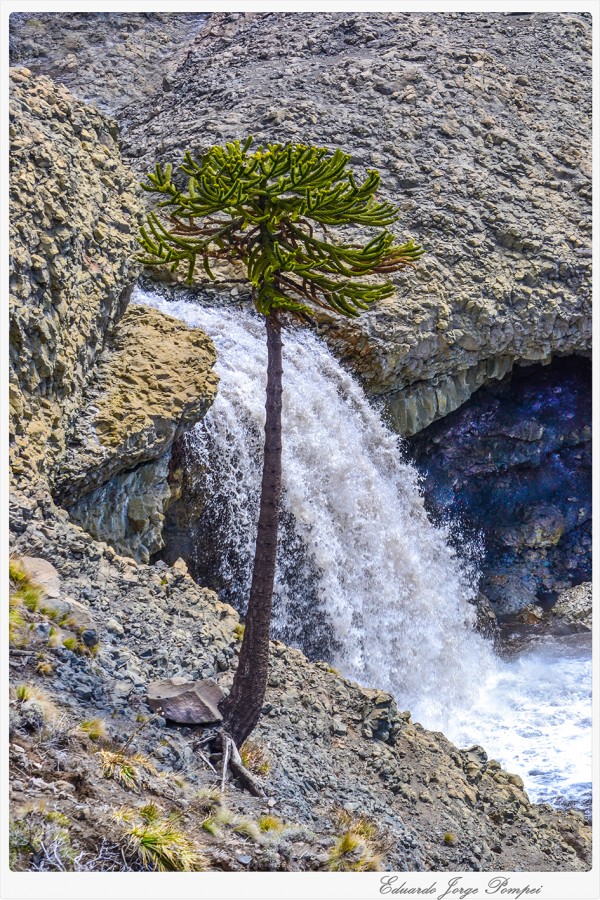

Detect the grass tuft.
[
  {"left": 240, "top": 739, "right": 270, "bottom": 776},
  {"left": 9, "top": 605, "right": 27, "bottom": 646},
  {"left": 79, "top": 719, "right": 107, "bottom": 742},
  {"left": 326, "top": 831, "right": 381, "bottom": 871},
  {"left": 97, "top": 749, "right": 156, "bottom": 792},
  {"left": 201, "top": 816, "right": 222, "bottom": 838},
  {"left": 257, "top": 814, "right": 284, "bottom": 833},
  {"left": 36, "top": 659, "right": 53, "bottom": 677},
  {"left": 116, "top": 804, "right": 206, "bottom": 871},
  {"left": 193, "top": 786, "right": 223, "bottom": 813},
  {"left": 230, "top": 816, "right": 262, "bottom": 842}
]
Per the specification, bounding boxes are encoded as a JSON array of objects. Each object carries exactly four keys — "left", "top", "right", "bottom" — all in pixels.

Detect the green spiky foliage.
[{"left": 137, "top": 138, "right": 423, "bottom": 318}]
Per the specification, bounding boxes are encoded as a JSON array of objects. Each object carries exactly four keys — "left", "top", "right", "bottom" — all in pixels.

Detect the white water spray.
[{"left": 135, "top": 286, "right": 591, "bottom": 813}]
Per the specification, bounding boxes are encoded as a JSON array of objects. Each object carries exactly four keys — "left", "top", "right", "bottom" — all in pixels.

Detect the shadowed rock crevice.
[{"left": 408, "top": 355, "right": 591, "bottom": 613}]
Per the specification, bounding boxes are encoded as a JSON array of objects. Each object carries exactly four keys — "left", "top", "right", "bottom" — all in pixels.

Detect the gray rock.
[{"left": 147, "top": 676, "right": 224, "bottom": 724}]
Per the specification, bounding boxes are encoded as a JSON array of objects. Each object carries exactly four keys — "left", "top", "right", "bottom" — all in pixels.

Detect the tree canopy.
[{"left": 137, "top": 138, "right": 424, "bottom": 319}]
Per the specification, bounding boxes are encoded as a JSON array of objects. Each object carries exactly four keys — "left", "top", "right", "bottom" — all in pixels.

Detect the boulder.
[
  {"left": 19, "top": 556, "right": 60, "bottom": 598},
  {"left": 147, "top": 676, "right": 225, "bottom": 724},
  {"left": 547, "top": 582, "right": 592, "bottom": 632}
]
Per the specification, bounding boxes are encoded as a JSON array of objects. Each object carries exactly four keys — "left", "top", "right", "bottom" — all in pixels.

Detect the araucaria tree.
[{"left": 138, "top": 138, "right": 423, "bottom": 749}]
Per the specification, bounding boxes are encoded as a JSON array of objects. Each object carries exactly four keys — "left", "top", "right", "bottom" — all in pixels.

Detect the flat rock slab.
[
  {"left": 147, "top": 676, "right": 224, "bottom": 724},
  {"left": 20, "top": 556, "right": 61, "bottom": 598}
]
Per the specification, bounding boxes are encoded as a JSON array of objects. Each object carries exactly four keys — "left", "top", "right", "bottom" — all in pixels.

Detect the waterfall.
[
  {"left": 134, "top": 286, "right": 591, "bottom": 815},
  {"left": 134, "top": 286, "right": 494, "bottom": 729}
]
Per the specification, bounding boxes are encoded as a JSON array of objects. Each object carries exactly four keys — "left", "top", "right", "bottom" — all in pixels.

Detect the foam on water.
[{"left": 135, "top": 287, "right": 592, "bottom": 814}]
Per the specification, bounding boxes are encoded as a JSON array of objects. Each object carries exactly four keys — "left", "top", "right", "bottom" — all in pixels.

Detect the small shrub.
[
  {"left": 240, "top": 740, "right": 270, "bottom": 776},
  {"left": 257, "top": 814, "right": 283, "bottom": 833},
  {"left": 444, "top": 832, "right": 456, "bottom": 846},
  {"left": 233, "top": 623, "right": 245, "bottom": 642},
  {"left": 97, "top": 749, "right": 156, "bottom": 791},
  {"left": 10, "top": 801, "right": 75, "bottom": 871}
]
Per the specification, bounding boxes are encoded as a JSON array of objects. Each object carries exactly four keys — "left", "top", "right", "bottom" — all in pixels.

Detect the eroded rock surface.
[
  {"left": 55, "top": 304, "right": 218, "bottom": 561},
  {"left": 9, "top": 12, "right": 207, "bottom": 115},
  {"left": 10, "top": 13, "right": 592, "bottom": 435},
  {"left": 9, "top": 67, "right": 141, "bottom": 484},
  {"left": 9, "top": 68, "right": 218, "bottom": 558},
  {"left": 117, "top": 11, "right": 591, "bottom": 432}
]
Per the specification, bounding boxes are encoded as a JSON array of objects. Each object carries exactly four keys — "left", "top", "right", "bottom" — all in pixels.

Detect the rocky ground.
[{"left": 9, "top": 488, "right": 592, "bottom": 872}]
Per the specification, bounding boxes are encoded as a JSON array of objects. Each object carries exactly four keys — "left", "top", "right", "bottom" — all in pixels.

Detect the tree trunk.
[{"left": 220, "top": 312, "right": 283, "bottom": 746}]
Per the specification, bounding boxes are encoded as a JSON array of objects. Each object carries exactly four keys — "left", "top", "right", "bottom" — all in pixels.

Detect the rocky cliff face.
[
  {"left": 9, "top": 68, "right": 141, "bottom": 484},
  {"left": 11, "top": 12, "right": 592, "bottom": 437},
  {"left": 9, "top": 12, "right": 207, "bottom": 115},
  {"left": 117, "top": 11, "right": 591, "bottom": 434},
  {"left": 409, "top": 356, "right": 592, "bottom": 612},
  {"left": 9, "top": 68, "right": 218, "bottom": 558}
]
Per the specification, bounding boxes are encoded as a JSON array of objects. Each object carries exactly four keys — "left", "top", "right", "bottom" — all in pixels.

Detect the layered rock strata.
[
  {"left": 9, "top": 67, "right": 141, "bottom": 483},
  {"left": 118, "top": 11, "right": 591, "bottom": 432},
  {"left": 9, "top": 68, "right": 218, "bottom": 559},
  {"left": 10, "top": 13, "right": 592, "bottom": 434}
]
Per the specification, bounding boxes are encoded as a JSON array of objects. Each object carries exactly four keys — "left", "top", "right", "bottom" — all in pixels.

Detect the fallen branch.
[
  {"left": 228, "top": 738, "right": 265, "bottom": 798},
  {"left": 214, "top": 729, "right": 265, "bottom": 798}
]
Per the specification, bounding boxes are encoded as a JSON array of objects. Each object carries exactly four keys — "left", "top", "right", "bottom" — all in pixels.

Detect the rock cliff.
[
  {"left": 118, "top": 11, "right": 592, "bottom": 434},
  {"left": 9, "top": 68, "right": 218, "bottom": 558},
  {"left": 11, "top": 13, "right": 592, "bottom": 436},
  {"left": 9, "top": 68, "right": 141, "bottom": 483}
]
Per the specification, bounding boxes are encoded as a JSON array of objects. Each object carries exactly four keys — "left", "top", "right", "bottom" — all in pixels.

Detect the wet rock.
[
  {"left": 547, "top": 582, "right": 592, "bottom": 632},
  {"left": 409, "top": 357, "right": 591, "bottom": 612}
]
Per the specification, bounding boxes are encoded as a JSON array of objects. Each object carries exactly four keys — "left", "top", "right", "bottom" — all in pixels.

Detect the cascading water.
[{"left": 135, "top": 286, "right": 592, "bottom": 816}]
